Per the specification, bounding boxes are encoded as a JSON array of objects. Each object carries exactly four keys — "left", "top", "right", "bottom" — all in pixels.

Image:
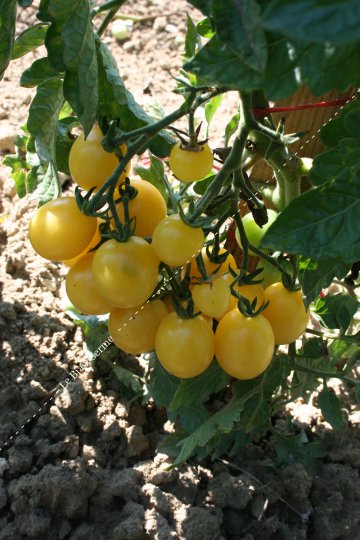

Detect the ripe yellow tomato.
[
  {"left": 185, "top": 248, "right": 236, "bottom": 283},
  {"left": 109, "top": 299, "right": 168, "bottom": 355},
  {"left": 114, "top": 178, "right": 167, "bottom": 237},
  {"left": 224, "top": 283, "right": 265, "bottom": 317},
  {"left": 155, "top": 313, "right": 215, "bottom": 378},
  {"left": 68, "top": 125, "right": 130, "bottom": 191},
  {"left": 262, "top": 282, "right": 310, "bottom": 344},
  {"left": 63, "top": 219, "right": 103, "bottom": 266},
  {"left": 192, "top": 278, "right": 231, "bottom": 319},
  {"left": 215, "top": 309, "right": 275, "bottom": 379},
  {"left": 28, "top": 197, "right": 97, "bottom": 261},
  {"left": 152, "top": 214, "right": 204, "bottom": 267},
  {"left": 65, "top": 253, "right": 113, "bottom": 315},
  {"left": 169, "top": 142, "right": 213, "bottom": 182},
  {"left": 92, "top": 237, "right": 159, "bottom": 308}
]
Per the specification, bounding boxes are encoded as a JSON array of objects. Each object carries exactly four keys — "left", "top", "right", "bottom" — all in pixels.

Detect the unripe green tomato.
[
  {"left": 298, "top": 157, "right": 313, "bottom": 176},
  {"left": 235, "top": 209, "right": 278, "bottom": 255},
  {"left": 256, "top": 259, "right": 292, "bottom": 289},
  {"left": 111, "top": 20, "right": 130, "bottom": 41}
]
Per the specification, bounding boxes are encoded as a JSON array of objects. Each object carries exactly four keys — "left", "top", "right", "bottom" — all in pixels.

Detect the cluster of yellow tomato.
[{"left": 28, "top": 125, "right": 309, "bottom": 381}]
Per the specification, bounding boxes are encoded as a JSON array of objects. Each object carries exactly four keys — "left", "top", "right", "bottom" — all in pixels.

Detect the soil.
[{"left": 0, "top": 2, "right": 360, "bottom": 540}]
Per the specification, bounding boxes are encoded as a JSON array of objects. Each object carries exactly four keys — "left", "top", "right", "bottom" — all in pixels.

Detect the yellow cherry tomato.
[
  {"left": 215, "top": 309, "right": 275, "bottom": 379},
  {"left": 262, "top": 282, "right": 310, "bottom": 345},
  {"left": 169, "top": 142, "right": 213, "bottom": 182},
  {"left": 114, "top": 178, "right": 167, "bottom": 238},
  {"left": 192, "top": 278, "right": 231, "bottom": 319},
  {"left": 109, "top": 299, "right": 168, "bottom": 355},
  {"left": 152, "top": 214, "right": 204, "bottom": 267},
  {"left": 155, "top": 312, "right": 215, "bottom": 378},
  {"left": 92, "top": 237, "right": 159, "bottom": 308},
  {"left": 185, "top": 247, "right": 236, "bottom": 282},
  {"left": 68, "top": 125, "right": 130, "bottom": 191},
  {"left": 28, "top": 197, "right": 97, "bottom": 261},
  {"left": 63, "top": 219, "right": 103, "bottom": 267},
  {"left": 65, "top": 253, "right": 113, "bottom": 315}
]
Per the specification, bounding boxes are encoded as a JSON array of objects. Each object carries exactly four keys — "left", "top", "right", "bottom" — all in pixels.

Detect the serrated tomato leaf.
[
  {"left": 264, "top": 0, "right": 360, "bottom": 45},
  {"left": 0, "top": 0, "right": 17, "bottom": 80},
  {"left": 317, "top": 386, "right": 343, "bottom": 430},
  {"left": 315, "top": 293, "right": 359, "bottom": 333},
  {"left": 261, "top": 139, "right": 360, "bottom": 264},
  {"left": 299, "top": 257, "right": 350, "bottom": 308},
  {"left": 12, "top": 22, "right": 48, "bottom": 59},
  {"left": 20, "top": 57, "right": 61, "bottom": 88},
  {"left": 27, "top": 78, "right": 64, "bottom": 164}
]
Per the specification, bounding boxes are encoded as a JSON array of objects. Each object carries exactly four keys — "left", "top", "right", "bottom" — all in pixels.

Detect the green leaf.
[
  {"left": 30, "top": 161, "right": 60, "bottom": 205},
  {"left": 112, "top": 364, "right": 143, "bottom": 395},
  {"left": 20, "top": 57, "right": 61, "bottom": 88},
  {"left": 97, "top": 42, "right": 173, "bottom": 158},
  {"left": 244, "top": 397, "right": 270, "bottom": 433},
  {"left": 300, "top": 40, "right": 360, "bottom": 96},
  {"left": 12, "top": 22, "right": 48, "bottom": 59},
  {"left": 62, "top": 2, "right": 98, "bottom": 136},
  {"left": 134, "top": 155, "right": 168, "bottom": 202},
  {"left": 148, "top": 354, "right": 179, "bottom": 409},
  {"left": 184, "top": 14, "right": 201, "bottom": 60},
  {"left": 355, "top": 384, "right": 360, "bottom": 405},
  {"left": 317, "top": 386, "right": 344, "bottom": 430},
  {"left": 264, "top": 0, "right": 360, "bottom": 45},
  {"left": 177, "top": 404, "right": 210, "bottom": 433},
  {"left": 174, "top": 398, "right": 244, "bottom": 464},
  {"left": 261, "top": 140, "right": 360, "bottom": 264},
  {"left": 299, "top": 257, "right": 350, "bottom": 308},
  {"left": 186, "top": 0, "right": 212, "bottom": 15},
  {"left": 274, "top": 431, "right": 326, "bottom": 472},
  {"left": 56, "top": 116, "right": 78, "bottom": 175},
  {"left": 262, "top": 354, "right": 291, "bottom": 397},
  {"left": 320, "top": 101, "right": 360, "bottom": 147},
  {"left": 169, "top": 360, "right": 228, "bottom": 412},
  {"left": 315, "top": 293, "right": 359, "bottom": 333},
  {"left": 224, "top": 111, "right": 240, "bottom": 146},
  {"left": 2, "top": 134, "right": 31, "bottom": 198},
  {"left": 291, "top": 357, "right": 336, "bottom": 402},
  {"left": 0, "top": 0, "right": 17, "bottom": 80},
  {"left": 196, "top": 17, "right": 215, "bottom": 39},
  {"left": 204, "top": 94, "right": 222, "bottom": 138},
  {"left": 302, "top": 338, "right": 324, "bottom": 359},
  {"left": 185, "top": 36, "right": 264, "bottom": 91},
  {"left": 27, "top": 78, "right": 64, "bottom": 163},
  {"left": 212, "top": 0, "right": 267, "bottom": 72},
  {"left": 18, "top": 0, "right": 33, "bottom": 5}
]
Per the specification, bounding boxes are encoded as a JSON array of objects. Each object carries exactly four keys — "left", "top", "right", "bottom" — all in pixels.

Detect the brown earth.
[{"left": 0, "top": 2, "right": 359, "bottom": 539}]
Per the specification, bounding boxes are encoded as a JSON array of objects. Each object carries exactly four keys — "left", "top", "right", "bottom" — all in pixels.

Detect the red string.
[{"left": 253, "top": 97, "right": 351, "bottom": 117}]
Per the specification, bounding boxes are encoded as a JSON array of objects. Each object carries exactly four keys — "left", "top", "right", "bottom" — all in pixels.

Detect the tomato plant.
[
  {"left": 28, "top": 196, "right": 97, "bottom": 261},
  {"left": 215, "top": 310, "right": 275, "bottom": 379},
  {"left": 262, "top": 282, "right": 310, "bottom": 345},
  {"left": 92, "top": 237, "right": 159, "bottom": 308},
  {"left": 109, "top": 299, "right": 168, "bottom": 355},
  {"left": 169, "top": 142, "right": 214, "bottom": 182},
  {"left": 155, "top": 313, "right": 215, "bottom": 378},
  {"left": 3, "top": 0, "right": 360, "bottom": 466},
  {"left": 152, "top": 214, "right": 204, "bottom": 267},
  {"left": 69, "top": 124, "right": 130, "bottom": 191},
  {"left": 65, "top": 253, "right": 113, "bottom": 315}
]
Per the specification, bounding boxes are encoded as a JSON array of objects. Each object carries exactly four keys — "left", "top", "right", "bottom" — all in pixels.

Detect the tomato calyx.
[
  {"left": 229, "top": 268, "right": 269, "bottom": 318},
  {"left": 178, "top": 200, "right": 214, "bottom": 229}
]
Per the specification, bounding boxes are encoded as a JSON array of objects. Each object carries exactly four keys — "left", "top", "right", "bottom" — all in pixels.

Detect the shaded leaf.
[
  {"left": 20, "top": 57, "right": 61, "bottom": 88},
  {"left": 27, "top": 78, "right": 64, "bottom": 163},
  {"left": 317, "top": 386, "right": 344, "bottom": 430},
  {"left": 264, "top": 0, "right": 360, "bottom": 45},
  {"left": 299, "top": 257, "right": 350, "bottom": 308},
  {"left": 30, "top": 161, "right": 60, "bottom": 205},
  {"left": 12, "top": 22, "right": 48, "bottom": 59},
  {"left": 315, "top": 294, "right": 359, "bottom": 333},
  {"left": 134, "top": 155, "right": 168, "bottom": 202},
  {"left": 0, "top": 0, "right": 17, "bottom": 80},
  {"left": 274, "top": 431, "right": 326, "bottom": 472},
  {"left": 184, "top": 14, "right": 201, "bottom": 60}
]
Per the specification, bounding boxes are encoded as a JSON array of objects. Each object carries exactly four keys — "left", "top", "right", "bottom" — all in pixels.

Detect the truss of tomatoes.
[{"left": 28, "top": 126, "right": 309, "bottom": 381}]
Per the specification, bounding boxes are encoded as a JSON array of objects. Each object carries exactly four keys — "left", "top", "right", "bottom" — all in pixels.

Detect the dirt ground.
[{"left": 0, "top": 2, "right": 360, "bottom": 539}]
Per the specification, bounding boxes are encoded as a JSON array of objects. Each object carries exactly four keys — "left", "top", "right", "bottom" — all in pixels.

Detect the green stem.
[
  {"left": 233, "top": 169, "right": 264, "bottom": 209},
  {"left": 93, "top": 0, "right": 127, "bottom": 17},
  {"left": 293, "top": 359, "right": 358, "bottom": 386},
  {"left": 190, "top": 91, "right": 253, "bottom": 220},
  {"left": 231, "top": 188, "right": 249, "bottom": 273},
  {"left": 248, "top": 244, "right": 292, "bottom": 279}
]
